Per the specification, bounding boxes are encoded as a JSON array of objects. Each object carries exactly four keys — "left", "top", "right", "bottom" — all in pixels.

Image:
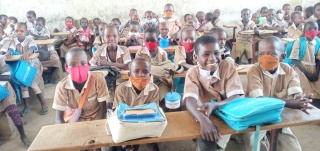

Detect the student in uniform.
[
  {"left": 308, "top": 2, "right": 320, "bottom": 21},
  {"left": 0, "top": 14, "right": 13, "bottom": 36},
  {"left": 212, "top": 9, "right": 221, "bottom": 26},
  {"left": 121, "top": 14, "right": 140, "bottom": 38},
  {"left": 258, "top": 7, "right": 268, "bottom": 24},
  {"left": 76, "top": 18, "right": 93, "bottom": 51},
  {"left": 29, "top": 17, "right": 60, "bottom": 84},
  {"left": 122, "top": 9, "right": 138, "bottom": 31},
  {"left": 262, "top": 9, "right": 283, "bottom": 31},
  {"left": 276, "top": 10, "right": 289, "bottom": 29},
  {"left": 295, "top": 5, "right": 303, "bottom": 12},
  {"left": 59, "top": 17, "right": 78, "bottom": 65},
  {"left": 288, "top": 11, "right": 305, "bottom": 39},
  {"left": 244, "top": 36, "right": 312, "bottom": 151},
  {"left": 124, "top": 21, "right": 143, "bottom": 47},
  {"left": 305, "top": 6, "right": 314, "bottom": 21},
  {"left": 53, "top": 47, "right": 107, "bottom": 123},
  {"left": 184, "top": 14, "right": 193, "bottom": 26},
  {"left": 26, "top": 10, "right": 36, "bottom": 31},
  {"left": 184, "top": 35, "right": 244, "bottom": 151},
  {"left": 1, "top": 22, "right": 47, "bottom": 116},
  {"left": 93, "top": 18, "right": 101, "bottom": 37},
  {"left": 202, "top": 12, "right": 215, "bottom": 32},
  {"left": 195, "top": 11, "right": 206, "bottom": 30},
  {"left": 141, "top": 10, "right": 158, "bottom": 33},
  {"left": 93, "top": 22, "right": 107, "bottom": 51},
  {"left": 158, "top": 3, "right": 180, "bottom": 37},
  {"left": 283, "top": 3, "right": 292, "bottom": 22},
  {"left": 111, "top": 18, "right": 121, "bottom": 32},
  {"left": 251, "top": 13, "right": 260, "bottom": 24}
]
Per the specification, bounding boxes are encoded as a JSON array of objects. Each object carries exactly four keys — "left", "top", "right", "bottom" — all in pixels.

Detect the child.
[
  {"left": 308, "top": 2, "right": 320, "bottom": 21},
  {"left": 244, "top": 36, "right": 310, "bottom": 151},
  {"left": 111, "top": 18, "right": 121, "bottom": 32},
  {"left": 235, "top": 8, "right": 259, "bottom": 64},
  {"left": 8, "top": 16, "right": 18, "bottom": 32},
  {"left": 288, "top": 11, "right": 305, "bottom": 39},
  {"left": 93, "top": 18, "right": 101, "bottom": 36},
  {"left": 283, "top": 3, "right": 291, "bottom": 22},
  {"left": 76, "top": 18, "right": 93, "bottom": 51},
  {"left": 258, "top": 7, "right": 268, "bottom": 24},
  {"left": 0, "top": 81, "right": 31, "bottom": 146},
  {"left": 122, "top": 8, "right": 138, "bottom": 30},
  {"left": 305, "top": 6, "right": 314, "bottom": 21},
  {"left": 158, "top": 3, "right": 180, "bottom": 37},
  {"left": 195, "top": 11, "right": 206, "bottom": 30},
  {"left": 184, "top": 35, "right": 244, "bottom": 151},
  {"left": 251, "top": 13, "right": 260, "bottom": 24},
  {"left": 124, "top": 21, "right": 143, "bottom": 47},
  {"left": 184, "top": 14, "right": 193, "bottom": 25},
  {"left": 202, "top": 12, "right": 215, "bottom": 32},
  {"left": 53, "top": 47, "right": 107, "bottom": 123},
  {"left": 262, "top": 9, "right": 284, "bottom": 34},
  {"left": 212, "top": 9, "right": 221, "bottom": 27},
  {"left": 121, "top": 13, "right": 140, "bottom": 38},
  {"left": 295, "top": 5, "right": 303, "bottom": 12},
  {"left": 141, "top": 10, "right": 158, "bottom": 32},
  {"left": 0, "top": 26, "right": 7, "bottom": 47},
  {"left": 290, "top": 21, "right": 320, "bottom": 100},
  {"left": 158, "top": 22, "right": 170, "bottom": 39},
  {"left": 26, "top": 10, "right": 36, "bottom": 31},
  {"left": 276, "top": 10, "right": 289, "bottom": 29},
  {"left": 93, "top": 22, "right": 107, "bottom": 51},
  {"left": 59, "top": 17, "right": 78, "bottom": 64},
  {"left": 0, "top": 14, "right": 13, "bottom": 36},
  {"left": 29, "top": 17, "right": 60, "bottom": 84},
  {"left": 1, "top": 22, "right": 47, "bottom": 116}
]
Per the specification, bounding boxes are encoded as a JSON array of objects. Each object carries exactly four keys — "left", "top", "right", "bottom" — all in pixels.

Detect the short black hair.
[
  {"left": 16, "top": 22, "right": 27, "bottom": 30},
  {"left": 194, "top": 35, "right": 218, "bottom": 55},
  {"left": 104, "top": 25, "right": 119, "bottom": 35},
  {"left": 196, "top": 11, "right": 205, "bottom": 19},
  {"left": 291, "top": 11, "right": 302, "bottom": 21},
  {"left": 130, "top": 21, "right": 140, "bottom": 26},
  {"left": 111, "top": 18, "right": 121, "bottom": 25},
  {"left": 283, "top": 3, "right": 291, "bottom": 9},
  {"left": 184, "top": 14, "right": 192, "bottom": 22},
  {"left": 129, "top": 57, "right": 150, "bottom": 71},
  {"left": 165, "top": 3, "right": 174, "bottom": 9},
  {"left": 241, "top": 8, "right": 251, "bottom": 14},
  {"left": 260, "top": 7, "right": 268, "bottom": 13},
  {"left": 80, "top": 18, "right": 88, "bottom": 23},
  {"left": 144, "top": 27, "right": 158, "bottom": 37},
  {"left": 66, "top": 47, "right": 87, "bottom": 63},
  {"left": 205, "top": 12, "right": 214, "bottom": 22},
  {"left": 0, "top": 14, "right": 7, "bottom": 20},
  {"left": 8, "top": 16, "right": 18, "bottom": 23},
  {"left": 26, "top": 10, "right": 36, "bottom": 17},
  {"left": 304, "top": 21, "right": 318, "bottom": 32},
  {"left": 295, "top": 5, "right": 302, "bottom": 11},
  {"left": 305, "top": 6, "right": 314, "bottom": 16},
  {"left": 65, "top": 16, "right": 74, "bottom": 22},
  {"left": 93, "top": 18, "right": 100, "bottom": 22},
  {"left": 209, "top": 27, "right": 225, "bottom": 36},
  {"left": 36, "top": 17, "right": 46, "bottom": 25},
  {"left": 145, "top": 10, "right": 153, "bottom": 16},
  {"left": 314, "top": 2, "right": 320, "bottom": 10},
  {"left": 259, "top": 36, "right": 285, "bottom": 54},
  {"left": 268, "top": 9, "right": 276, "bottom": 14}
]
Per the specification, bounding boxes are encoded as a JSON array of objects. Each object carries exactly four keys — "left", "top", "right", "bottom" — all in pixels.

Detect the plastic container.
[
  {"left": 165, "top": 92, "right": 181, "bottom": 109},
  {"left": 159, "top": 38, "right": 170, "bottom": 48}
]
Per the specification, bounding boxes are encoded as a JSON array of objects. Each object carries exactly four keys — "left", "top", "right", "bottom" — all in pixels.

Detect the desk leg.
[
  {"left": 232, "top": 27, "right": 236, "bottom": 42},
  {"left": 269, "top": 129, "right": 281, "bottom": 151},
  {"left": 252, "top": 36, "right": 256, "bottom": 64}
]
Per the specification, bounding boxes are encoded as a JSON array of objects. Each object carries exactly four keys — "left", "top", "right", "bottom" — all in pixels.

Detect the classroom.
[{"left": 1, "top": 0, "right": 320, "bottom": 150}]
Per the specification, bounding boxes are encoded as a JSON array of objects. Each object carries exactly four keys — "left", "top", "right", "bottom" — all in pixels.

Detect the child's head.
[
  {"left": 260, "top": 7, "right": 268, "bottom": 17},
  {"left": 26, "top": 11, "right": 36, "bottom": 23},
  {"left": 266, "top": 9, "right": 276, "bottom": 23},
  {"left": 93, "top": 18, "right": 101, "bottom": 28},
  {"left": 65, "top": 47, "right": 90, "bottom": 83},
  {"left": 65, "top": 17, "right": 74, "bottom": 28},
  {"left": 128, "top": 57, "right": 151, "bottom": 78},
  {"left": 205, "top": 12, "right": 214, "bottom": 22},
  {"left": 129, "top": 9, "right": 138, "bottom": 17},
  {"left": 184, "top": 14, "right": 193, "bottom": 23},
  {"left": 305, "top": 6, "right": 314, "bottom": 19},
  {"left": 251, "top": 13, "right": 260, "bottom": 23},
  {"left": 80, "top": 18, "right": 89, "bottom": 29},
  {"left": 131, "top": 14, "right": 140, "bottom": 22},
  {"left": 295, "top": 5, "right": 302, "bottom": 12},
  {"left": 213, "top": 9, "right": 221, "bottom": 18},
  {"left": 164, "top": 3, "right": 175, "bottom": 18},
  {"left": 196, "top": 11, "right": 205, "bottom": 23},
  {"left": 209, "top": 27, "right": 227, "bottom": 49},
  {"left": 186, "top": 20, "right": 195, "bottom": 28},
  {"left": 144, "top": 27, "right": 158, "bottom": 50},
  {"left": 314, "top": 2, "right": 320, "bottom": 18},
  {"left": 194, "top": 35, "right": 220, "bottom": 72},
  {"left": 276, "top": 10, "right": 284, "bottom": 21},
  {"left": 291, "top": 11, "right": 304, "bottom": 25},
  {"left": 14, "top": 22, "right": 28, "bottom": 40},
  {"left": 258, "top": 36, "right": 284, "bottom": 71},
  {"left": 0, "top": 25, "right": 4, "bottom": 38},
  {"left": 303, "top": 21, "right": 319, "bottom": 41},
  {"left": 8, "top": 16, "right": 18, "bottom": 25},
  {"left": 144, "top": 11, "right": 156, "bottom": 24},
  {"left": 111, "top": 18, "right": 121, "bottom": 30},
  {"left": 129, "top": 21, "right": 140, "bottom": 33},
  {"left": 282, "top": 4, "right": 291, "bottom": 15},
  {"left": 34, "top": 17, "right": 46, "bottom": 31},
  {"left": 104, "top": 25, "right": 119, "bottom": 48},
  {"left": 180, "top": 27, "right": 196, "bottom": 53},
  {"left": 241, "top": 8, "right": 251, "bottom": 23},
  {"left": 158, "top": 22, "right": 169, "bottom": 37},
  {"left": 0, "top": 14, "right": 7, "bottom": 25},
  {"left": 98, "top": 22, "right": 107, "bottom": 36}
]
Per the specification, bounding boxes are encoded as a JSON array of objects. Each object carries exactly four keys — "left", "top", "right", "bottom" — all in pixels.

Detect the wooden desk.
[
  {"left": 51, "top": 32, "right": 71, "bottom": 37},
  {"left": 128, "top": 46, "right": 178, "bottom": 54},
  {"left": 236, "top": 64, "right": 252, "bottom": 75},
  {"left": 5, "top": 53, "right": 39, "bottom": 61},
  {"left": 28, "top": 108, "right": 320, "bottom": 151},
  {"left": 223, "top": 24, "right": 237, "bottom": 42},
  {"left": 119, "top": 70, "right": 187, "bottom": 80},
  {"left": 35, "top": 39, "right": 57, "bottom": 45}
]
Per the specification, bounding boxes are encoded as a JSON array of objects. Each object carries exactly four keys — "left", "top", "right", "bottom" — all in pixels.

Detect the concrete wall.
[{"left": 0, "top": 0, "right": 318, "bottom": 34}]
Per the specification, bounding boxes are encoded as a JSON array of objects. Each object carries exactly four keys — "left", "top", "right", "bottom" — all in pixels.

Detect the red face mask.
[
  {"left": 144, "top": 41, "right": 158, "bottom": 51},
  {"left": 66, "top": 65, "right": 91, "bottom": 83},
  {"left": 181, "top": 42, "right": 194, "bottom": 53},
  {"left": 305, "top": 30, "right": 320, "bottom": 39},
  {"left": 66, "top": 23, "right": 74, "bottom": 29}
]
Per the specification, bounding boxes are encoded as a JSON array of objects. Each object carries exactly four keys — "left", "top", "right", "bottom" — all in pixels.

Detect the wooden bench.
[
  {"left": 5, "top": 53, "right": 39, "bottom": 61},
  {"left": 223, "top": 24, "right": 237, "bottom": 42},
  {"left": 27, "top": 107, "right": 320, "bottom": 151},
  {"left": 128, "top": 46, "right": 179, "bottom": 54},
  {"left": 35, "top": 39, "right": 58, "bottom": 45},
  {"left": 51, "top": 32, "right": 71, "bottom": 37}
]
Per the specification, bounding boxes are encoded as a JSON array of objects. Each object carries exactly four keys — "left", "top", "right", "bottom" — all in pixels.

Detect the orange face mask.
[
  {"left": 129, "top": 76, "right": 151, "bottom": 91},
  {"left": 258, "top": 55, "right": 280, "bottom": 71},
  {"left": 164, "top": 12, "right": 174, "bottom": 17}
]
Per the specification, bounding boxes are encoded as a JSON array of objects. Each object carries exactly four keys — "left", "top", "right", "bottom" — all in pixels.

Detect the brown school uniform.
[
  {"left": 290, "top": 38, "right": 320, "bottom": 98},
  {"left": 183, "top": 60, "right": 244, "bottom": 105},
  {"left": 277, "top": 20, "right": 289, "bottom": 29},
  {"left": 0, "top": 81, "right": 16, "bottom": 112},
  {"left": 306, "top": 15, "right": 318, "bottom": 21},
  {"left": 235, "top": 20, "right": 256, "bottom": 58},
  {"left": 173, "top": 46, "right": 196, "bottom": 65},
  {"left": 159, "top": 17, "right": 180, "bottom": 36},
  {"left": 93, "top": 36, "right": 106, "bottom": 50},
  {"left": 136, "top": 46, "right": 168, "bottom": 65},
  {"left": 89, "top": 45, "right": 131, "bottom": 66},
  {"left": 60, "top": 27, "right": 78, "bottom": 58},
  {"left": 287, "top": 24, "right": 304, "bottom": 39},
  {"left": 113, "top": 80, "right": 159, "bottom": 108},
  {"left": 262, "top": 19, "right": 279, "bottom": 28},
  {"left": 203, "top": 22, "right": 216, "bottom": 32},
  {"left": 52, "top": 72, "right": 108, "bottom": 121}
]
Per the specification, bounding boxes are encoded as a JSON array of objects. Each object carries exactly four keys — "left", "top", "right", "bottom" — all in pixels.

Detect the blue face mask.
[{"left": 145, "top": 18, "right": 157, "bottom": 24}]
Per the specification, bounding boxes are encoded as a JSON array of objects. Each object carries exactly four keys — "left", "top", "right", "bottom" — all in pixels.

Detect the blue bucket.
[
  {"left": 159, "top": 38, "right": 169, "bottom": 48},
  {"left": 165, "top": 92, "right": 181, "bottom": 109}
]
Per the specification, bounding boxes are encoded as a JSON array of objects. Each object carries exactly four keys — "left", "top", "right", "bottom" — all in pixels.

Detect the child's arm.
[
  {"left": 283, "top": 93, "right": 313, "bottom": 114},
  {"left": 21, "top": 49, "right": 33, "bottom": 60},
  {"left": 293, "top": 60, "right": 317, "bottom": 81},
  {"left": 55, "top": 110, "right": 65, "bottom": 124},
  {"left": 95, "top": 102, "right": 107, "bottom": 119},
  {"left": 99, "top": 60, "right": 128, "bottom": 70}
]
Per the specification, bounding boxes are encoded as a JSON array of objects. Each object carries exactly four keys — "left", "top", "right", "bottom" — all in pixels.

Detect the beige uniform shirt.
[
  {"left": 90, "top": 45, "right": 131, "bottom": 66},
  {"left": 113, "top": 80, "right": 159, "bottom": 108},
  {"left": 246, "top": 63, "right": 302, "bottom": 99},
  {"left": 183, "top": 60, "right": 244, "bottom": 105},
  {"left": 159, "top": 16, "right": 180, "bottom": 36},
  {"left": 287, "top": 24, "right": 303, "bottom": 39},
  {"left": 173, "top": 46, "right": 196, "bottom": 65},
  {"left": 262, "top": 19, "right": 279, "bottom": 28},
  {"left": 236, "top": 20, "right": 257, "bottom": 43},
  {"left": 52, "top": 72, "right": 108, "bottom": 121},
  {"left": 136, "top": 46, "right": 168, "bottom": 65}
]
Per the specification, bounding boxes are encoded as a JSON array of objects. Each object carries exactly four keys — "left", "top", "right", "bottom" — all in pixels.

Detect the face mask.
[
  {"left": 181, "top": 42, "right": 194, "bottom": 53},
  {"left": 144, "top": 41, "right": 158, "bottom": 51},
  {"left": 276, "top": 13, "right": 284, "bottom": 20},
  {"left": 305, "top": 30, "right": 320, "bottom": 39},
  {"left": 66, "top": 65, "right": 91, "bottom": 83},
  {"left": 258, "top": 55, "right": 280, "bottom": 71},
  {"left": 164, "top": 12, "right": 174, "bottom": 18},
  {"left": 129, "top": 76, "right": 151, "bottom": 91},
  {"left": 66, "top": 23, "right": 73, "bottom": 29},
  {"left": 146, "top": 18, "right": 157, "bottom": 24},
  {"left": 128, "top": 32, "right": 140, "bottom": 37}
]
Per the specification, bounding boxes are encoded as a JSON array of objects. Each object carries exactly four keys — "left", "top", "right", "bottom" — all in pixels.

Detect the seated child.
[
  {"left": 276, "top": 10, "right": 289, "bottom": 29},
  {"left": 124, "top": 21, "right": 143, "bottom": 47},
  {"left": 93, "top": 22, "right": 107, "bottom": 51},
  {"left": 288, "top": 11, "right": 305, "bottom": 39},
  {"left": 235, "top": 8, "right": 259, "bottom": 64},
  {"left": 0, "top": 80, "right": 31, "bottom": 146},
  {"left": 53, "top": 47, "right": 107, "bottom": 123},
  {"left": 202, "top": 12, "right": 215, "bottom": 32},
  {"left": 283, "top": 3, "right": 292, "bottom": 22},
  {"left": 195, "top": 11, "right": 206, "bottom": 30},
  {"left": 26, "top": 10, "right": 36, "bottom": 31},
  {"left": 111, "top": 18, "right": 121, "bottom": 32},
  {"left": 93, "top": 18, "right": 101, "bottom": 36},
  {"left": 0, "top": 26, "right": 7, "bottom": 47},
  {"left": 212, "top": 9, "right": 221, "bottom": 27},
  {"left": 174, "top": 27, "right": 196, "bottom": 69},
  {"left": 29, "top": 17, "right": 60, "bottom": 84},
  {"left": 1, "top": 22, "right": 47, "bottom": 116},
  {"left": 59, "top": 17, "right": 78, "bottom": 64},
  {"left": 244, "top": 36, "right": 309, "bottom": 151},
  {"left": 158, "top": 3, "right": 180, "bottom": 37},
  {"left": 295, "top": 5, "right": 303, "bottom": 12},
  {"left": 0, "top": 14, "right": 13, "bottom": 36},
  {"left": 305, "top": 6, "right": 314, "bottom": 21},
  {"left": 184, "top": 14, "right": 193, "bottom": 26},
  {"left": 158, "top": 22, "right": 177, "bottom": 45},
  {"left": 184, "top": 35, "right": 244, "bottom": 151},
  {"left": 8, "top": 16, "right": 18, "bottom": 32},
  {"left": 262, "top": 9, "right": 282, "bottom": 30},
  {"left": 258, "top": 7, "right": 268, "bottom": 24},
  {"left": 121, "top": 13, "right": 140, "bottom": 38},
  {"left": 290, "top": 21, "right": 320, "bottom": 102},
  {"left": 141, "top": 10, "right": 158, "bottom": 32},
  {"left": 251, "top": 13, "right": 260, "bottom": 24},
  {"left": 76, "top": 18, "right": 93, "bottom": 51},
  {"left": 122, "top": 8, "right": 138, "bottom": 31},
  {"left": 307, "top": 2, "right": 320, "bottom": 21}
]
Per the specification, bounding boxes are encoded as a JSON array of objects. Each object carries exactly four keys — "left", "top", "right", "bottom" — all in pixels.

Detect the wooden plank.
[
  {"left": 223, "top": 24, "right": 237, "bottom": 28},
  {"left": 35, "top": 39, "right": 57, "bottom": 45},
  {"left": 5, "top": 53, "right": 39, "bottom": 61},
  {"left": 239, "top": 30, "right": 278, "bottom": 35},
  {"left": 236, "top": 64, "right": 252, "bottom": 75},
  {"left": 51, "top": 32, "right": 71, "bottom": 37},
  {"left": 28, "top": 107, "right": 320, "bottom": 151},
  {"left": 119, "top": 70, "right": 187, "bottom": 80},
  {"left": 282, "top": 38, "right": 295, "bottom": 43},
  {"left": 128, "top": 45, "right": 178, "bottom": 54}
]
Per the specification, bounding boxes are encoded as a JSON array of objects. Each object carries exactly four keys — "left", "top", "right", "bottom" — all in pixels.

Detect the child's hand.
[
  {"left": 5, "top": 50, "right": 12, "bottom": 58},
  {"left": 21, "top": 53, "right": 29, "bottom": 60},
  {"left": 199, "top": 117, "right": 221, "bottom": 142},
  {"left": 198, "top": 102, "right": 220, "bottom": 117},
  {"left": 286, "top": 93, "right": 313, "bottom": 114}
]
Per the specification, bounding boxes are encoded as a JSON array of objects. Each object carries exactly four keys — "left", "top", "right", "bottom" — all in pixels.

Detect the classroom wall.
[{"left": 0, "top": 0, "right": 318, "bottom": 35}]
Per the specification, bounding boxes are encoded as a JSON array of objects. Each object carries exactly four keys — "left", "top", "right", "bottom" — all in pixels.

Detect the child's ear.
[
  {"left": 280, "top": 53, "right": 286, "bottom": 61},
  {"left": 194, "top": 54, "right": 198, "bottom": 61},
  {"left": 64, "top": 64, "right": 68, "bottom": 71}
]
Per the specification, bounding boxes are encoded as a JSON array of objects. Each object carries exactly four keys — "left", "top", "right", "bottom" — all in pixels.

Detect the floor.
[{"left": 1, "top": 75, "right": 320, "bottom": 151}]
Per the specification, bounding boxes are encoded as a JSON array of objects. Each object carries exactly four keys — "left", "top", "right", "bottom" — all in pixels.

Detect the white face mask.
[
  {"left": 276, "top": 13, "right": 284, "bottom": 20},
  {"left": 128, "top": 32, "right": 140, "bottom": 37}
]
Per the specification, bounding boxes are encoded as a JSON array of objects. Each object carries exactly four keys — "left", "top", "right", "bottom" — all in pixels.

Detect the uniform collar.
[
  {"left": 198, "top": 65, "right": 220, "bottom": 80},
  {"left": 262, "top": 65, "right": 286, "bottom": 78},
  {"left": 65, "top": 72, "right": 91, "bottom": 91},
  {"left": 125, "top": 80, "right": 155, "bottom": 95},
  {"left": 14, "top": 37, "right": 28, "bottom": 47},
  {"left": 101, "top": 45, "right": 124, "bottom": 61}
]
